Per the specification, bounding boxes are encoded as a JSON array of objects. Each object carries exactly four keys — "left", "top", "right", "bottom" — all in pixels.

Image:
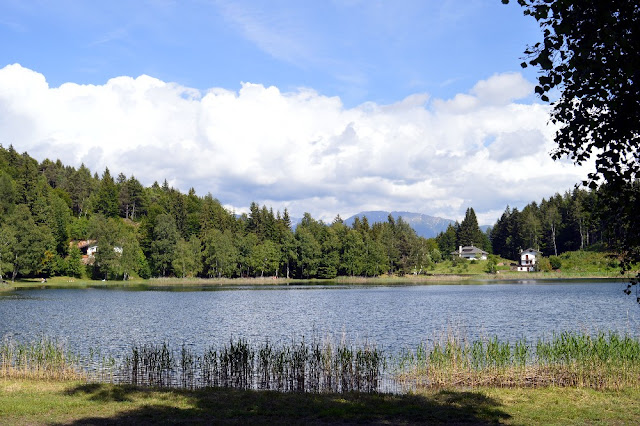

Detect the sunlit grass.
[
  {"left": 0, "top": 336, "right": 84, "bottom": 381},
  {"left": 4, "top": 331, "right": 640, "bottom": 393},
  {"left": 2, "top": 379, "right": 640, "bottom": 424},
  {"left": 394, "top": 331, "right": 640, "bottom": 390}
]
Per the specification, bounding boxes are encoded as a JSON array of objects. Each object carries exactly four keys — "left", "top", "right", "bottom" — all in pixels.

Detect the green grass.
[
  {"left": 0, "top": 336, "right": 83, "bottom": 381},
  {"left": 1, "top": 379, "right": 639, "bottom": 424},
  {"left": 4, "top": 334, "right": 640, "bottom": 423},
  {"left": 556, "top": 250, "right": 626, "bottom": 274},
  {"left": 7, "top": 332, "right": 640, "bottom": 393},
  {"left": 396, "top": 331, "right": 640, "bottom": 390},
  {"left": 426, "top": 250, "right": 630, "bottom": 278}
]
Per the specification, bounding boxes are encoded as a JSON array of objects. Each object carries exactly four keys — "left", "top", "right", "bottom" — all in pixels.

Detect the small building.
[
  {"left": 70, "top": 240, "right": 97, "bottom": 264},
  {"left": 517, "top": 248, "right": 540, "bottom": 272},
  {"left": 88, "top": 245, "right": 123, "bottom": 257},
  {"left": 451, "top": 245, "right": 488, "bottom": 260},
  {"left": 87, "top": 245, "right": 98, "bottom": 257},
  {"left": 70, "top": 240, "right": 122, "bottom": 265}
]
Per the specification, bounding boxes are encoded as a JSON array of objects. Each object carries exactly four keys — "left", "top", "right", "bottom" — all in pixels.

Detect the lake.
[{"left": 1, "top": 279, "right": 639, "bottom": 359}]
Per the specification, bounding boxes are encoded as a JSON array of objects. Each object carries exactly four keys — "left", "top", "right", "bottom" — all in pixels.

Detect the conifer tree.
[
  {"left": 95, "top": 168, "right": 119, "bottom": 218},
  {"left": 457, "top": 208, "right": 483, "bottom": 247}
]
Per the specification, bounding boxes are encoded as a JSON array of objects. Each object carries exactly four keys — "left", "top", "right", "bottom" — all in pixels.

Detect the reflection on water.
[{"left": 0, "top": 291, "right": 40, "bottom": 301}]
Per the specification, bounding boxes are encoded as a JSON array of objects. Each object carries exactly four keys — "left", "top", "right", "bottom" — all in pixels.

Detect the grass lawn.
[{"left": 1, "top": 379, "right": 640, "bottom": 425}]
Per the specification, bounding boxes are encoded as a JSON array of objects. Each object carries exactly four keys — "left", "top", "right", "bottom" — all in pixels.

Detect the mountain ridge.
[{"left": 344, "top": 211, "right": 455, "bottom": 239}]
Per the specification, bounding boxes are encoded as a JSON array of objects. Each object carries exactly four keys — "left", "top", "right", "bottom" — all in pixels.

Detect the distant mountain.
[
  {"left": 290, "top": 211, "right": 491, "bottom": 238},
  {"left": 344, "top": 211, "right": 455, "bottom": 239},
  {"left": 289, "top": 216, "right": 302, "bottom": 229}
]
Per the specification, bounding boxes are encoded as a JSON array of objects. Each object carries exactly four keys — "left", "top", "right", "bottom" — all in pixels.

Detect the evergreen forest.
[{"left": 0, "top": 145, "right": 635, "bottom": 281}]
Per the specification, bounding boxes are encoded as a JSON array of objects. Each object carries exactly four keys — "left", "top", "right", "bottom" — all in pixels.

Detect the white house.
[
  {"left": 517, "top": 248, "right": 540, "bottom": 272},
  {"left": 86, "top": 245, "right": 123, "bottom": 259},
  {"left": 451, "top": 245, "right": 488, "bottom": 260}
]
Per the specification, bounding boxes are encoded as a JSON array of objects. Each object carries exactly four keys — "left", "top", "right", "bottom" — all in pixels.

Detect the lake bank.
[
  {"left": 2, "top": 378, "right": 639, "bottom": 424},
  {"left": 1, "top": 270, "right": 630, "bottom": 291}
]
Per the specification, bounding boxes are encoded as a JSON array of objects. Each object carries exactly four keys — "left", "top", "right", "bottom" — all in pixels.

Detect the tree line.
[
  {"left": 488, "top": 184, "right": 640, "bottom": 263},
  {"left": 0, "top": 145, "right": 447, "bottom": 281},
  {"left": 1, "top": 145, "right": 634, "bottom": 282}
]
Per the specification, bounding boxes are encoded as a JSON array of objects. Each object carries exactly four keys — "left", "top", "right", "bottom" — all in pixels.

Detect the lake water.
[{"left": 1, "top": 279, "right": 639, "bottom": 358}]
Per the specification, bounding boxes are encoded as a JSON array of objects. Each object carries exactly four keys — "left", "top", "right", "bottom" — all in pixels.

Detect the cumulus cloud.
[{"left": 0, "top": 64, "right": 587, "bottom": 224}]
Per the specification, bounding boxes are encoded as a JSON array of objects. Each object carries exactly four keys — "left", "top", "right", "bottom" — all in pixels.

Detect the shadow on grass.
[
  {"left": 61, "top": 383, "right": 510, "bottom": 425},
  {"left": 65, "top": 383, "right": 135, "bottom": 403}
]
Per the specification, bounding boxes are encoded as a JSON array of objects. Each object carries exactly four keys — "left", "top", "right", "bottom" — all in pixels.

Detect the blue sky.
[
  {"left": 0, "top": 0, "right": 588, "bottom": 224},
  {"left": 2, "top": 0, "right": 541, "bottom": 106}
]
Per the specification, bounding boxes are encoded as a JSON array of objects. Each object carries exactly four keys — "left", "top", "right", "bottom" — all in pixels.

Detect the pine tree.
[
  {"left": 95, "top": 168, "right": 119, "bottom": 218},
  {"left": 457, "top": 207, "right": 483, "bottom": 247}
]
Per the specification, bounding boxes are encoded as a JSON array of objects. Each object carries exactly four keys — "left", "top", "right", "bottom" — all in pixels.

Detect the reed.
[
  {"left": 4, "top": 331, "right": 640, "bottom": 393},
  {"left": 394, "top": 331, "right": 640, "bottom": 390},
  {"left": 117, "top": 336, "right": 385, "bottom": 393},
  {"left": 121, "top": 342, "right": 176, "bottom": 387},
  {"left": 0, "top": 336, "right": 83, "bottom": 380}
]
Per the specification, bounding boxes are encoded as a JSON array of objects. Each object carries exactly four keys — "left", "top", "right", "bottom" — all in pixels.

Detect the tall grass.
[
  {"left": 118, "top": 337, "right": 385, "bottom": 393},
  {"left": 0, "top": 336, "right": 83, "bottom": 380},
  {"left": 394, "top": 331, "right": 640, "bottom": 390},
  {"left": 4, "top": 331, "right": 640, "bottom": 392}
]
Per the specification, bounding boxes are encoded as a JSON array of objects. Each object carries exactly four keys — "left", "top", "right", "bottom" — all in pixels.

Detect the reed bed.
[
  {"left": 118, "top": 337, "right": 385, "bottom": 393},
  {"left": 0, "top": 336, "right": 84, "bottom": 380},
  {"left": 394, "top": 331, "right": 640, "bottom": 390},
  {"left": 3, "top": 332, "right": 640, "bottom": 392}
]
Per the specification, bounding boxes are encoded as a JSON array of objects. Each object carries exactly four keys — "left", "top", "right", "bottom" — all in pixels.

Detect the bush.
[
  {"left": 549, "top": 256, "right": 562, "bottom": 270},
  {"left": 485, "top": 256, "right": 498, "bottom": 274},
  {"left": 537, "top": 257, "right": 552, "bottom": 272}
]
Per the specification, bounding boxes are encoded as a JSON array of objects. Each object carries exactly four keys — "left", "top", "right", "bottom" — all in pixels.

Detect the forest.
[{"left": 0, "top": 144, "right": 635, "bottom": 281}]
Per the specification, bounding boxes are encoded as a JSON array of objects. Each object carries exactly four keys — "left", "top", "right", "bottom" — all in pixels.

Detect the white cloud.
[
  {"left": 470, "top": 72, "right": 533, "bottom": 105},
  {"left": 432, "top": 72, "right": 533, "bottom": 113},
  {"left": 0, "top": 64, "right": 587, "bottom": 225}
]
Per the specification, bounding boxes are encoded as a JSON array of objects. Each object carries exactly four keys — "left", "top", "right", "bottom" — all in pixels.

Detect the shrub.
[
  {"left": 549, "top": 256, "right": 562, "bottom": 270},
  {"left": 485, "top": 256, "right": 498, "bottom": 274},
  {"left": 537, "top": 257, "right": 552, "bottom": 272}
]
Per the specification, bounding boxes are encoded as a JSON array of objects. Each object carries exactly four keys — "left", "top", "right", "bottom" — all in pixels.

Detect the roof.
[
  {"left": 71, "top": 239, "right": 97, "bottom": 249},
  {"left": 521, "top": 248, "right": 541, "bottom": 255},
  {"left": 451, "top": 245, "right": 488, "bottom": 255}
]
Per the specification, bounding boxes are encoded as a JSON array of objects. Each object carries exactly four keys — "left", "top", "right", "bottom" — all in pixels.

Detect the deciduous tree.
[
  {"left": 151, "top": 214, "right": 179, "bottom": 277},
  {"left": 506, "top": 0, "right": 639, "bottom": 187},
  {"left": 506, "top": 0, "right": 640, "bottom": 297}
]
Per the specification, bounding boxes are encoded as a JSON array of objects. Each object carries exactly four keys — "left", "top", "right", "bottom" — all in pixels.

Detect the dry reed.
[{"left": 0, "top": 336, "right": 84, "bottom": 380}]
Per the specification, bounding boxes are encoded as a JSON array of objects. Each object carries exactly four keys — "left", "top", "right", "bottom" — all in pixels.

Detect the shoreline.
[{"left": 1, "top": 271, "right": 630, "bottom": 291}]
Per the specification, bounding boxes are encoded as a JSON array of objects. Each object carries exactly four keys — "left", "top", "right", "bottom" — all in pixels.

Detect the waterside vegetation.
[
  {"left": 4, "top": 332, "right": 640, "bottom": 393},
  {"left": 3, "top": 333, "right": 640, "bottom": 424}
]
